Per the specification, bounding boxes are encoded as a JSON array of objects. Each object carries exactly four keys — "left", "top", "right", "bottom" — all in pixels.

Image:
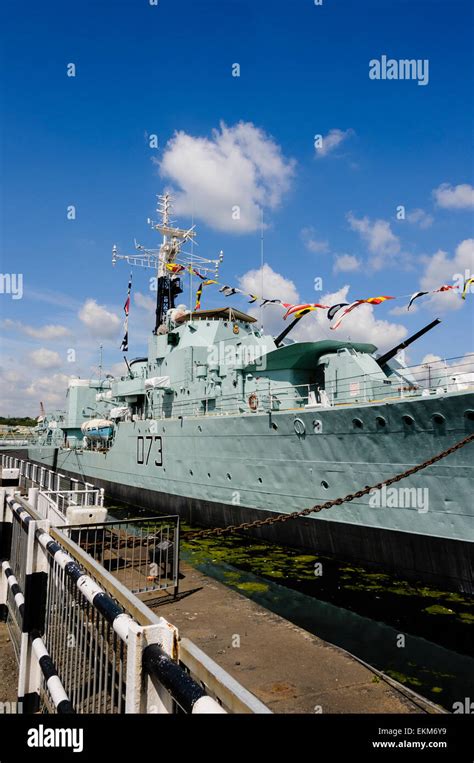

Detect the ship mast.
[
  {"left": 112, "top": 193, "right": 223, "bottom": 334},
  {"left": 151, "top": 193, "right": 192, "bottom": 333}
]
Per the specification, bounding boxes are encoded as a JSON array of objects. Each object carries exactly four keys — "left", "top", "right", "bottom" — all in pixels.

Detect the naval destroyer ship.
[{"left": 28, "top": 195, "right": 474, "bottom": 592}]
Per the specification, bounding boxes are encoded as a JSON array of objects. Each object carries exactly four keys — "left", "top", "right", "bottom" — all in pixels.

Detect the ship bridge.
[{"left": 175, "top": 307, "right": 257, "bottom": 324}]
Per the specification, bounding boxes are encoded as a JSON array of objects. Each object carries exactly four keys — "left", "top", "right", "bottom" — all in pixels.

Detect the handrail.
[{"left": 2, "top": 490, "right": 269, "bottom": 714}]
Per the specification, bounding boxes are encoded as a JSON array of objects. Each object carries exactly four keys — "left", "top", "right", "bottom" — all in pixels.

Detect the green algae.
[
  {"left": 424, "top": 605, "right": 455, "bottom": 616},
  {"left": 222, "top": 571, "right": 242, "bottom": 584},
  {"left": 458, "top": 612, "right": 474, "bottom": 624},
  {"left": 386, "top": 671, "right": 423, "bottom": 689},
  {"left": 235, "top": 582, "right": 269, "bottom": 594},
  {"left": 182, "top": 526, "right": 474, "bottom": 637}
]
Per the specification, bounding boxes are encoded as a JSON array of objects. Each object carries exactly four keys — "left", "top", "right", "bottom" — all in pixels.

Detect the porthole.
[
  {"left": 258, "top": 477, "right": 263, "bottom": 484},
  {"left": 321, "top": 480, "right": 329, "bottom": 490},
  {"left": 353, "top": 418, "right": 363, "bottom": 429},
  {"left": 313, "top": 419, "right": 323, "bottom": 434},
  {"left": 402, "top": 415, "right": 415, "bottom": 426},
  {"left": 226, "top": 473, "right": 232, "bottom": 480},
  {"left": 207, "top": 473, "right": 211, "bottom": 479},
  {"left": 189, "top": 469, "right": 193, "bottom": 476},
  {"left": 197, "top": 425, "right": 202, "bottom": 432},
  {"left": 294, "top": 418, "right": 306, "bottom": 435},
  {"left": 465, "top": 410, "right": 474, "bottom": 421},
  {"left": 376, "top": 416, "right": 386, "bottom": 428},
  {"left": 432, "top": 413, "right": 445, "bottom": 425}
]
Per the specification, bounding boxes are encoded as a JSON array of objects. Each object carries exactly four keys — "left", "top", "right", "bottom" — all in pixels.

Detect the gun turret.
[{"left": 376, "top": 318, "right": 441, "bottom": 368}]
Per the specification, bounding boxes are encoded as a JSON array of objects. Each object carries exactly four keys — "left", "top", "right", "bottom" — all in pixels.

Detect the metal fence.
[
  {"left": 36, "top": 490, "right": 105, "bottom": 527},
  {"left": 65, "top": 516, "right": 180, "bottom": 596},
  {"left": 3, "top": 560, "right": 23, "bottom": 662},
  {"left": 42, "top": 551, "right": 127, "bottom": 713},
  {"left": 0, "top": 487, "right": 270, "bottom": 715},
  {"left": 1, "top": 455, "right": 103, "bottom": 505},
  {"left": 1, "top": 456, "right": 105, "bottom": 528}
]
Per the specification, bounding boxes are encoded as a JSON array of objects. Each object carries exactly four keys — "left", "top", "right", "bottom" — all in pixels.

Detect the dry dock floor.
[{"left": 144, "top": 561, "right": 444, "bottom": 715}]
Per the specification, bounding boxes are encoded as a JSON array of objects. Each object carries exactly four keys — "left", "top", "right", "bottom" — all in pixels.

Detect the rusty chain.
[{"left": 184, "top": 431, "right": 474, "bottom": 540}]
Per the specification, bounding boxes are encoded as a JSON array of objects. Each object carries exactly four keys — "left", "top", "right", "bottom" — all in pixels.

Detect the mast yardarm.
[{"left": 112, "top": 194, "right": 223, "bottom": 333}]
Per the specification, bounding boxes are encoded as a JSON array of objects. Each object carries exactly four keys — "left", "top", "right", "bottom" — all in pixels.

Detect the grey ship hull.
[{"left": 28, "top": 390, "right": 474, "bottom": 593}]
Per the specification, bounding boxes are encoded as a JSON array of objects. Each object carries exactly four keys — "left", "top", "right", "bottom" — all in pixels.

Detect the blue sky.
[{"left": 0, "top": 0, "right": 473, "bottom": 414}]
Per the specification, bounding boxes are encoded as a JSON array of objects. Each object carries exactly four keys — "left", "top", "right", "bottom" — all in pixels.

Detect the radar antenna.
[{"left": 112, "top": 193, "right": 223, "bottom": 333}]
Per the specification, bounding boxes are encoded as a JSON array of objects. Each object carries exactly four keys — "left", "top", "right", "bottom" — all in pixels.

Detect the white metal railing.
[
  {"left": 35, "top": 490, "right": 103, "bottom": 526},
  {"left": 1, "top": 455, "right": 104, "bottom": 508},
  {"left": 0, "top": 439, "right": 30, "bottom": 446},
  {"left": 0, "top": 488, "right": 270, "bottom": 714}
]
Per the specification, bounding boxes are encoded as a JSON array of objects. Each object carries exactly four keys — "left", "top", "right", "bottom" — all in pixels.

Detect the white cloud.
[
  {"left": 315, "top": 128, "right": 353, "bottom": 158},
  {"left": 157, "top": 121, "right": 295, "bottom": 233},
  {"left": 300, "top": 227, "right": 329, "bottom": 254},
  {"left": 294, "top": 285, "right": 407, "bottom": 351},
  {"left": 0, "top": 364, "right": 73, "bottom": 414},
  {"left": 333, "top": 254, "right": 361, "bottom": 273},
  {"left": 419, "top": 238, "right": 474, "bottom": 311},
  {"left": 347, "top": 212, "right": 401, "bottom": 270},
  {"left": 78, "top": 299, "right": 121, "bottom": 337},
  {"left": 406, "top": 208, "right": 434, "bottom": 229},
  {"left": 390, "top": 303, "right": 419, "bottom": 316},
  {"left": 237, "top": 264, "right": 299, "bottom": 334},
  {"left": 134, "top": 291, "right": 155, "bottom": 314},
  {"left": 29, "top": 348, "right": 62, "bottom": 369},
  {"left": 24, "top": 373, "right": 72, "bottom": 406},
  {"left": 239, "top": 263, "right": 299, "bottom": 305},
  {"left": 433, "top": 183, "right": 474, "bottom": 210},
  {"left": 104, "top": 361, "right": 129, "bottom": 378},
  {"left": 0, "top": 368, "right": 24, "bottom": 388},
  {"left": 1, "top": 319, "right": 71, "bottom": 340}
]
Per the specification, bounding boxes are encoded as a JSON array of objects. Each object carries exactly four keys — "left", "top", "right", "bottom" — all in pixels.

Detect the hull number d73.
[{"left": 136, "top": 435, "right": 163, "bottom": 466}]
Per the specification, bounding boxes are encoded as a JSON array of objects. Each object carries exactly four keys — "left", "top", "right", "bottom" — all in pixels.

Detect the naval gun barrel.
[
  {"left": 376, "top": 318, "right": 441, "bottom": 368},
  {"left": 274, "top": 315, "right": 303, "bottom": 347}
]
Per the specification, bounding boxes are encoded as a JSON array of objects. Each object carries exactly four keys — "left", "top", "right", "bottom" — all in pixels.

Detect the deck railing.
[{"left": 144, "top": 354, "right": 474, "bottom": 419}]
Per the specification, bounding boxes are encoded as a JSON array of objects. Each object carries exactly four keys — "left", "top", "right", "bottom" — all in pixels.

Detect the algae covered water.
[{"left": 108, "top": 500, "right": 474, "bottom": 712}]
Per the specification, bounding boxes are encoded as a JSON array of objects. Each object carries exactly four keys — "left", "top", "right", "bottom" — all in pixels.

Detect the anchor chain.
[{"left": 185, "top": 431, "right": 474, "bottom": 540}]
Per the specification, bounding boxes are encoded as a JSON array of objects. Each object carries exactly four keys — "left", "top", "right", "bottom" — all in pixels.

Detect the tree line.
[{"left": 0, "top": 417, "right": 37, "bottom": 427}]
